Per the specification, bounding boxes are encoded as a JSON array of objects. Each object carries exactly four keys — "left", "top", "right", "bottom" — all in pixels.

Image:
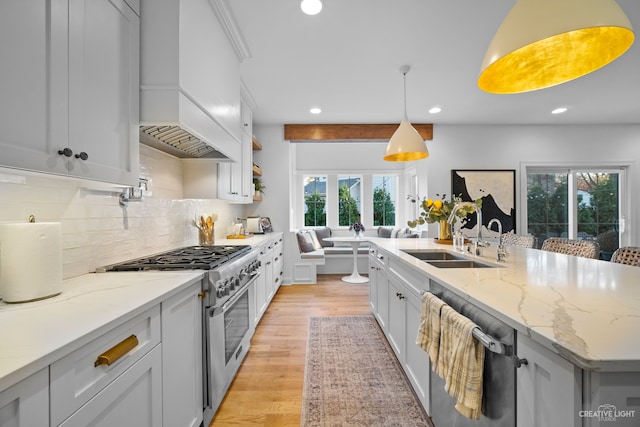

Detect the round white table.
[{"left": 323, "top": 236, "right": 370, "bottom": 283}]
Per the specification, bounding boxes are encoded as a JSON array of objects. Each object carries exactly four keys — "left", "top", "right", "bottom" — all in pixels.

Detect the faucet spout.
[
  {"left": 450, "top": 201, "right": 485, "bottom": 255},
  {"left": 488, "top": 218, "right": 507, "bottom": 262}
]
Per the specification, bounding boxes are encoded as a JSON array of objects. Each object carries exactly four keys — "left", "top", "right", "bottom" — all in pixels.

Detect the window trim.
[{"left": 294, "top": 171, "right": 404, "bottom": 230}]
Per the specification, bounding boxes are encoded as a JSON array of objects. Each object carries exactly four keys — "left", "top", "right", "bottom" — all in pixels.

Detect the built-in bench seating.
[{"left": 292, "top": 226, "right": 419, "bottom": 284}]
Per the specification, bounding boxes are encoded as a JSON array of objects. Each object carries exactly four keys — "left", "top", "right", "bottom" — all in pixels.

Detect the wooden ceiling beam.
[{"left": 284, "top": 124, "right": 433, "bottom": 141}]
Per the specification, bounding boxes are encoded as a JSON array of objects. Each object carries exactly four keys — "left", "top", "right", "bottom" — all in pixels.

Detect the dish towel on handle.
[
  {"left": 438, "top": 305, "right": 485, "bottom": 420},
  {"left": 416, "top": 292, "right": 446, "bottom": 367}
]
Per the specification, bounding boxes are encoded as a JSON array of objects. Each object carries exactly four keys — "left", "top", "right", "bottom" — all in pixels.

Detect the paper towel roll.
[{"left": 0, "top": 222, "right": 63, "bottom": 303}]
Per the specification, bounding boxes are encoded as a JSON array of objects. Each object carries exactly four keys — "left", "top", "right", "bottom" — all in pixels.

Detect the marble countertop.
[
  {"left": 370, "top": 238, "right": 640, "bottom": 372},
  {"left": 0, "top": 271, "right": 204, "bottom": 393}
]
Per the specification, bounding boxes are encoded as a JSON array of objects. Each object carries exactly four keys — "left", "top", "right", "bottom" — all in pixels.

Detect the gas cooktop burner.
[{"left": 104, "top": 245, "right": 251, "bottom": 271}]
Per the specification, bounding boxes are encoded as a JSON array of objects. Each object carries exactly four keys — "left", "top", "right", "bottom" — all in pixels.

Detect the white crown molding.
[{"left": 209, "top": 0, "right": 252, "bottom": 62}]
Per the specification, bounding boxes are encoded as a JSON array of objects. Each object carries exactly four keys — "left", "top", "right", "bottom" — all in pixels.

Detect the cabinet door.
[
  {"left": 254, "top": 256, "right": 267, "bottom": 324},
  {"left": 368, "top": 255, "right": 379, "bottom": 313},
  {"left": 516, "top": 333, "right": 582, "bottom": 427},
  {"left": 218, "top": 161, "right": 239, "bottom": 201},
  {"left": 67, "top": 0, "right": 139, "bottom": 185},
  {"left": 0, "top": 0, "right": 68, "bottom": 175},
  {"left": 239, "top": 133, "right": 254, "bottom": 203},
  {"left": 377, "top": 270, "right": 389, "bottom": 330},
  {"left": 161, "top": 282, "right": 203, "bottom": 427},
  {"left": 386, "top": 276, "right": 405, "bottom": 360},
  {"left": 403, "top": 289, "right": 430, "bottom": 412},
  {"left": 59, "top": 346, "right": 162, "bottom": 427},
  {"left": 0, "top": 368, "right": 49, "bottom": 427}
]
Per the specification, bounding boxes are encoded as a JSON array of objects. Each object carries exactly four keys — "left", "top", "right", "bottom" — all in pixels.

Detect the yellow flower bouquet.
[{"left": 408, "top": 194, "right": 481, "bottom": 226}]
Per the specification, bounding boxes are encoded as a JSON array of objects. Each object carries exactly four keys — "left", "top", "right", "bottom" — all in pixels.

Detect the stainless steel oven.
[
  {"left": 97, "top": 244, "right": 261, "bottom": 427},
  {"left": 204, "top": 269, "right": 259, "bottom": 423}
]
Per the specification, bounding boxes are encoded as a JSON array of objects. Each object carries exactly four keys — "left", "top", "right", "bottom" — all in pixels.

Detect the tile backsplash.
[{"left": 0, "top": 145, "right": 243, "bottom": 279}]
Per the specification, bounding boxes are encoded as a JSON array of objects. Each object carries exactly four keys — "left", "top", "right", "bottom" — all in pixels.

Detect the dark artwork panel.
[{"left": 451, "top": 170, "right": 516, "bottom": 233}]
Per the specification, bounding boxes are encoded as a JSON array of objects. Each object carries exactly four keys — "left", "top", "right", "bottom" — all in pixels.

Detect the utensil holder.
[{"left": 199, "top": 227, "right": 214, "bottom": 245}]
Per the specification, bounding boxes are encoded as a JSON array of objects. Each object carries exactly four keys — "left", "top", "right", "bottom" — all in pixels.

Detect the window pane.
[
  {"left": 373, "top": 176, "right": 396, "bottom": 226},
  {"left": 527, "top": 172, "right": 568, "bottom": 247},
  {"left": 338, "top": 176, "right": 361, "bottom": 226},
  {"left": 577, "top": 172, "right": 620, "bottom": 260},
  {"left": 304, "top": 176, "right": 326, "bottom": 226}
]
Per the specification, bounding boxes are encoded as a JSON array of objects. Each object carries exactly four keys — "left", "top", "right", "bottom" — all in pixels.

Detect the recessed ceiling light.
[
  {"left": 301, "top": 0, "right": 322, "bottom": 15},
  {"left": 310, "top": 107, "right": 322, "bottom": 114},
  {"left": 551, "top": 107, "right": 568, "bottom": 114},
  {"left": 429, "top": 106, "right": 442, "bottom": 114}
]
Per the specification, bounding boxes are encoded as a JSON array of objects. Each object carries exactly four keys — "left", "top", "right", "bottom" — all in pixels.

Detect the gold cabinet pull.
[{"left": 94, "top": 335, "right": 139, "bottom": 367}]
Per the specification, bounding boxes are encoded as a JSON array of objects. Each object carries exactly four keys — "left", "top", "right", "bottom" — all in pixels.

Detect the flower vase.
[
  {"left": 438, "top": 219, "right": 452, "bottom": 241},
  {"left": 354, "top": 230, "right": 362, "bottom": 238}
]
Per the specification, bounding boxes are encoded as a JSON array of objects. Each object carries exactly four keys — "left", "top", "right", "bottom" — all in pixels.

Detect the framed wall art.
[{"left": 451, "top": 169, "right": 516, "bottom": 234}]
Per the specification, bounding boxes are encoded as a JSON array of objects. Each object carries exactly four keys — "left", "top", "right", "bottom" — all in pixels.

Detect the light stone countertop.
[
  {"left": 370, "top": 237, "right": 640, "bottom": 372},
  {"left": 0, "top": 271, "right": 204, "bottom": 393}
]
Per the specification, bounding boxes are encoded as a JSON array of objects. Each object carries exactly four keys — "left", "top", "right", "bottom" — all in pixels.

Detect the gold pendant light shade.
[
  {"left": 383, "top": 120, "right": 429, "bottom": 162},
  {"left": 478, "top": 0, "right": 634, "bottom": 94}
]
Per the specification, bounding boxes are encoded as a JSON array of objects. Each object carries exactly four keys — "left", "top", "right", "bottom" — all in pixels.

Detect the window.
[
  {"left": 304, "top": 176, "right": 326, "bottom": 226},
  {"left": 526, "top": 167, "right": 623, "bottom": 258},
  {"left": 337, "top": 175, "right": 361, "bottom": 226},
  {"left": 373, "top": 176, "right": 397, "bottom": 226}
]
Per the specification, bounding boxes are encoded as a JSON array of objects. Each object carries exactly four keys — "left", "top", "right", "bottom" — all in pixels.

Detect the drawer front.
[
  {"left": 58, "top": 345, "right": 162, "bottom": 427},
  {"left": 50, "top": 306, "right": 161, "bottom": 425}
]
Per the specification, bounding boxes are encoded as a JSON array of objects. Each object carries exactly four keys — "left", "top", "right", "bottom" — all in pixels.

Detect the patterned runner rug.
[{"left": 301, "top": 315, "right": 432, "bottom": 426}]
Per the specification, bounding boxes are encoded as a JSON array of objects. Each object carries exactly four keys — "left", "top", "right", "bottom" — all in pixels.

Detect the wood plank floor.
[{"left": 209, "top": 274, "right": 371, "bottom": 426}]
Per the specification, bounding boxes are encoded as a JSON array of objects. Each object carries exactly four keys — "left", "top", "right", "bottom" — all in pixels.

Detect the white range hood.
[{"left": 140, "top": 0, "right": 242, "bottom": 161}]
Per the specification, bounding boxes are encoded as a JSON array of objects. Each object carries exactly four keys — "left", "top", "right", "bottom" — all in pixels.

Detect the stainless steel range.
[{"left": 99, "top": 245, "right": 261, "bottom": 426}]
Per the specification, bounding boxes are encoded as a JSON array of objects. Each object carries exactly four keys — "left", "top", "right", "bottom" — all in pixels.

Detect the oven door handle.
[{"left": 210, "top": 272, "right": 260, "bottom": 317}]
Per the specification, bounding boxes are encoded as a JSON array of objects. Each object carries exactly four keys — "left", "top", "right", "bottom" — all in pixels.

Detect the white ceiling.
[{"left": 228, "top": 0, "right": 640, "bottom": 127}]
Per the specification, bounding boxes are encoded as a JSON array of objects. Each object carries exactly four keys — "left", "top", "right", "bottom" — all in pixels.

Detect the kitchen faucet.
[
  {"left": 488, "top": 218, "right": 507, "bottom": 262},
  {"left": 448, "top": 201, "right": 487, "bottom": 256}
]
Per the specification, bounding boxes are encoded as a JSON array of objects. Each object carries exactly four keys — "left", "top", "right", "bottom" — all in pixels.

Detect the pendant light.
[
  {"left": 478, "top": 0, "right": 634, "bottom": 94},
  {"left": 300, "top": 0, "right": 322, "bottom": 15},
  {"left": 384, "top": 66, "right": 428, "bottom": 162}
]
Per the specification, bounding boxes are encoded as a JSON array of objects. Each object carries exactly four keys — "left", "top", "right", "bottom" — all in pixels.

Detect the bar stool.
[
  {"left": 610, "top": 246, "right": 640, "bottom": 266},
  {"left": 541, "top": 237, "right": 600, "bottom": 259},
  {"left": 500, "top": 233, "right": 537, "bottom": 248}
]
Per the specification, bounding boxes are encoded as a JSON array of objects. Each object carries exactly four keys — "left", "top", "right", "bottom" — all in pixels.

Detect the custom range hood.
[{"left": 139, "top": 0, "right": 242, "bottom": 161}]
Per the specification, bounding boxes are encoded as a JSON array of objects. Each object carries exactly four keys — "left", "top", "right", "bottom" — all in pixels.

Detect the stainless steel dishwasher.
[{"left": 428, "top": 282, "right": 517, "bottom": 427}]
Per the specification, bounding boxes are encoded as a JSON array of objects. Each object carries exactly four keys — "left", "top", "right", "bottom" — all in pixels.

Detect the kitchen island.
[{"left": 368, "top": 237, "right": 640, "bottom": 427}]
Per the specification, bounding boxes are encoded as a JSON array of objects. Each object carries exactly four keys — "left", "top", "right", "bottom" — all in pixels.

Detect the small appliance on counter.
[{"left": 246, "top": 217, "right": 272, "bottom": 234}]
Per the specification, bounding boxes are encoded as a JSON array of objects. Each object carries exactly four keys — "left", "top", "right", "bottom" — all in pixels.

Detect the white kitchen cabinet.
[
  {"left": 516, "top": 333, "right": 582, "bottom": 427},
  {"left": 50, "top": 306, "right": 161, "bottom": 425},
  {"left": 0, "top": 0, "right": 139, "bottom": 186},
  {"left": 253, "top": 233, "right": 283, "bottom": 326},
  {"left": 368, "top": 247, "right": 385, "bottom": 314},
  {"left": 385, "top": 272, "right": 430, "bottom": 411},
  {"left": 254, "top": 241, "right": 268, "bottom": 325},
  {"left": 218, "top": 133, "right": 253, "bottom": 203},
  {"left": 0, "top": 368, "right": 49, "bottom": 427},
  {"left": 271, "top": 235, "right": 284, "bottom": 298},
  {"left": 58, "top": 346, "right": 162, "bottom": 427},
  {"left": 66, "top": 0, "right": 140, "bottom": 185},
  {"left": 161, "top": 282, "right": 203, "bottom": 427}
]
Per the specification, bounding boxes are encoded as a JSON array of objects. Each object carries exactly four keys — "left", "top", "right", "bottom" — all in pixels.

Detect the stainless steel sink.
[
  {"left": 425, "top": 260, "right": 497, "bottom": 269},
  {"left": 402, "top": 250, "right": 498, "bottom": 268},
  {"left": 401, "top": 250, "right": 468, "bottom": 261}
]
